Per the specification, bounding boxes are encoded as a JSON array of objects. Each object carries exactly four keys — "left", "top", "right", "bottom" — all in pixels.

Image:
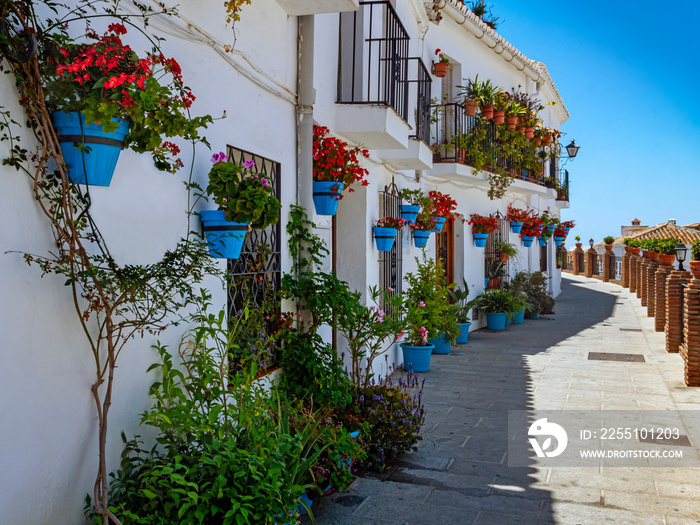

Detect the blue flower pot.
[
  {"left": 473, "top": 233, "right": 489, "bottom": 247},
  {"left": 53, "top": 111, "right": 129, "bottom": 186},
  {"left": 547, "top": 224, "right": 556, "bottom": 233},
  {"left": 513, "top": 309, "right": 525, "bottom": 324},
  {"left": 412, "top": 229, "right": 431, "bottom": 248},
  {"left": 563, "top": 227, "right": 570, "bottom": 236},
  {"left": 373, "top": 227, "right": 397, "bottom": 252},
  {"left": 457, "top": 322, "right": 471, "bottom": 344},
  {"left": 485, "top": 312, "right": 507, "bottom": 331},
  {"left": 528, "top": 311, "right": 540, "bottom": 319},
  {"left": 553, "top": 236, "right": 564, "bottom": 246},
  {"left": 400, "top": 343, "right": 434, "bottom": 372},
  {"left": 312, "top": 180, "right": 344, "bottom": 216},
  {"left": 538, "top": 238, "right": 548, "bottom": 247},
  {"left": 432, "top": 216, "right": 447, "bottom": 233},
  {"left": 428, "top": 333, "right": 451, "bottom": 354},
  {"left": 200, "top": 210, "right": 248, "bottom": 259},
  {"left": 510, "top": 221, "right": 523, "bottom": 234},
  {"left": 297, "top": 493, "right": 313, "bottom": 516},
  {"left": 505, "top": 315, "right": 511, "bottom": 326},
  {"left": 401, "top": 204, "right": 420, "bottom": 224},
  {"left": 522, "top": 235, "right": 534, "bottom": 247},
  {"left": 484, "top": 277, "right": 489, "bottom": 289}
]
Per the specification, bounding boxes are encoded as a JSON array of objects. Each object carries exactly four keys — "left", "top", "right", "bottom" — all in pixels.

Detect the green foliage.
[
  {"left": 496, "top": 240, "right": 519, "bottom": 258},
  {"left": 655, "top": 237, "right": 680, "bottom": 255},
  {"left": 400, "top": 188, "right": 429, "bottom": 208},
  {"left": 640, "top": 238, "right": 658, "bottom": 251},
  {"left": 287, "top": 205, "right": 329, "bottom": 272},
  {"left": 448, "top": 279, "right": 481, "bottom": 323},
  {"left": 485, "top": 259, "right": 506, "bottom": 279},
  {"left": 623, "top": 238, "right": 639, "bottom": 247},
  {"left": 603, "top": 236, "right": 615, "bottom": 245},
  {"left": 691, "top": 240, "right": 700, "bottom": 261},
  {"left": 575, "top": 235, "right": 581, "bottom": 242},
  {"left": 509, "top": 271, "right": 554, "bottom": 315},
  {"left": 476, "top": 288, "right": 517, "bottom": 315}
]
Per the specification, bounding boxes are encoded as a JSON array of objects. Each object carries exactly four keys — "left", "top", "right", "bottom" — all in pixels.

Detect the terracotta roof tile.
[{"left": 611, "top": 222, "right": 700, "bottom": 245}]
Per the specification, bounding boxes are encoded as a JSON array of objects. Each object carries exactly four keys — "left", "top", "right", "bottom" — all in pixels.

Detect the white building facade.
[{"left": 0, "top": 1, "right": 570, "bottom": 522}]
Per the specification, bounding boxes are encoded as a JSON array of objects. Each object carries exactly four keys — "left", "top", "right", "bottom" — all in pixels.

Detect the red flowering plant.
[
  {"left": 520, "top": 211, "right": 543, "bottom": 238},
  {"left": 313, "top": 125, "right": 370, "bottom": 196},
  {"left": 561, "top": 220, "right": 576, "bottom": 230},
  {"left": 426, "top": 190, "right": 458, "bottom": 220},
  {"left": 374, "top": 216, "right": 407, "bottom": 230},
  {"left": 505, "top": 204, "right": 529, "bottom": 224},
  {"left": 409, "top": 213, "right": 437, "bottom": 231},
  {"left": 468, "top": 213, "right": 500, "bottom": 235},
  {"left": 45, "top": 24, "right": 212, "bottom": 173}
]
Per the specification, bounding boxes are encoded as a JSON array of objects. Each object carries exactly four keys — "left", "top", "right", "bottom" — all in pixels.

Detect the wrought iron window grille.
[
  {"left": 485, "top": 211, "right": 510, "bottom": 288},
  {"left": 379, "top": 179, "right": 403, "bottom": 316}
]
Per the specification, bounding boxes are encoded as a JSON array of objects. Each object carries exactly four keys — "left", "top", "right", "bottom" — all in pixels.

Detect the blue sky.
[{"left": 490, "top": 1, "right": 700, "bottom": 243}]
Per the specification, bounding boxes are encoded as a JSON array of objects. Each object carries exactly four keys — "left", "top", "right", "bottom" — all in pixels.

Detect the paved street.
[{"left": 311, "top": 273, "right": 700, "bottom": 525}]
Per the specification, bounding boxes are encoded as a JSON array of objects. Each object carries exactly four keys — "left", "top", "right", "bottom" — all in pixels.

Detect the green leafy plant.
[
  {"left": 509, "top": 271, "right": 554, "bottom": 316},
  {"left": 691, "top": 240, "right": 700, "bottom": 261},
  {"left": 485, "top": 259, "right": 506, "bottom": 280},
  {"left": 205, "top": 152, "right": 281, "bottom": 228},
  {"left": 476, "top": 288, "right": 517, "bottom": 316},
  {"left": 656, "top": 238, "right": 680, "bottom": 255},
  {"left": 603, "top": 236, "right": 615, "bottom": 245},
  {"left": 575, "top": 235, "right": 581, "bottom": 242},
  {"left": 497, "top": 240, "right": 519, "bottom": 260},
  {"left": 448, "top": 279, "right": 481, "bottom": 323},
  {"left": 400, "top": 188, "right": 430, "bottom": 208}
]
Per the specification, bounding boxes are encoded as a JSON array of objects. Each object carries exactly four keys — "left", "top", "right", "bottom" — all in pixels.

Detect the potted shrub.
[
  {"left": 313, "top": 124, "right": 370, "bottom": 215},
  {"left": 690, "top": 240, "right": 700, "bottom": 278},
  {"left": 641, "top": 238, "right": 659, "bottom": 261},
  {"left": 603, "top": 236, "right": 615, "bottom": 251},
  {"left": 373, "top": 216, "right": 406, "bottom": 252},
  {"left": 478, "top": 78, "right": 501, "bottom": 120},
  {"left": 434, "top": 48, "right": 449, "bottom": 77},
  {"left": 410, "top": 214, "right": 436, "bottom": 248},
  {"left": 477, "top": 289, "right": 516, "bottom": 331},
  {"left": 468, "top": 213, "right": 500, "bottom": 247},
  {"left": 511, "top": 270, "right": 554, "bottom": 319},
  {"left": 203, "top": 153, "right": 281, "bottom": 259},
  {"left": 506, "top": 204, "right": 529, "bottom": 234},
  {"left": 400, "top": 188, "right": 429, "bottom": 224},
  {"left": 448, "top": 279, "right": 481, "bottom": 343},
  {"left": 623, "top": 237, "right": 635, "bottom": 253},
  {"left": 456, "top": 75, "right": 482, "bottom": 116},
  {"left": 505, "top": 101, "right": 526, "bottom": 130},
  {"left": 656, "top": 237, "right": 680, "bottom": 266},
  {"left": 493, "top": 91, "right": 510, "bottom": 125},
  {"left": 46, "top": 24, "right": 212, "bottom": 185},
  {"left": 427, "top": 190, "right": 458, "bottom": 232},
  {"left": 497, "top": 240, "right": 518, "bottom": 262}
]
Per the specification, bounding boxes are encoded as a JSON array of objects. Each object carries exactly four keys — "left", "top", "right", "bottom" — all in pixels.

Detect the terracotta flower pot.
[
  {"left": 465, "top": 99, "right": 478, "bottom": 117},
  {"left": 690, "top": 260, "right": 700, "bottom": 279},
  {"left": 575, "top": 243, "right": 582, "bottom": 248},
  {"left": 506, "top": 116, "right": 517, "bottom": 130},
  {"left": 533, "top": 137, "right": 542, "bottom": 146},
  {"left": 481, "top": 105, "right": 494, "bottom": 120},
  {"left": 605, "top": 244, "right": 613, "bottom": 251},
  {"left": 516, "top": 126, "right": 526, "bottom": 133},
  {"left": 632, "top": 247, "right": 641, "bottom": 255},
  {"left": 499, "top": 252, "right": 509, "bottom": 262},
  {"left": 648, "top": 251, "right": 659, "bottom": 261},
  {"left": 543, "top": 135, "right": 552, "bottom": 146},
  {"left": 525, "top": 127, "right": 535, "bottom": 140},
  {"left": 659, "top": 254, "right": 676, "bottom": 266},
  {"left": 624, "top": 246, "right": 632, "bottom": 253},
  {"left": 493, "top": 110, "right": 505, "bottom": 125},
  {"left": 434, "top": 62, "right": 448, "bottom": 77}
]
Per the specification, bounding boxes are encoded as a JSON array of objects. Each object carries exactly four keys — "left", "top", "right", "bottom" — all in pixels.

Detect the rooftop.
[{"left": 607, "top": 221, "right": 700, "bottom": 245}]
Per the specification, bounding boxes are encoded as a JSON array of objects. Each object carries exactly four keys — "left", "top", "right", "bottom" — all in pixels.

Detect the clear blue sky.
[{"left": 489, "top": 1, "right": 700, "bottom": 243}]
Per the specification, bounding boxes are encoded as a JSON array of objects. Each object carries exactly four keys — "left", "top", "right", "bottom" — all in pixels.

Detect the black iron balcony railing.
[
  {"left": 407, "top": 57, "right": 431, "bottom": 144},
  {"left": 338, "top": 1, "right": 410, "bottom": 120}
]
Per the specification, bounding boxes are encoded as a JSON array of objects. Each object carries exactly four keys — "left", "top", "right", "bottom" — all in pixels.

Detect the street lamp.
[
  {"left": 675, "top": 243, "right": 688, "bottom": 271},
  {"left": 589, "top": 238, "right": 594, "bottom": 249},
  {"left": 565, "top": 140, "right": 581, "bottom": 159}
]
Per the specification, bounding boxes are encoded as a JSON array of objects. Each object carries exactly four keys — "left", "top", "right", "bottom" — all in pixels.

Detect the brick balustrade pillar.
[
  {"left": 666, "top": 271, "right": 691, "bottom": 353},
  {"left": 635, "top": 256, "right": 644, "bottom": 299},
  {"left": 655, "top": 265, "right": 673, "bottom": 332},
  {"left": 640, "top": 258, "right": 650, "bottom": 306},
  {"left": 572, "top": 244, "right": 584, "bottom": 275},
  {"left": 603, "top": 248, "right": 614, "bottom": 282},
  {"left": 629, "top": 252, "right": 639, "bottom": 293},
  {"left": 647, "top": 260, "right": 660, "bottom": 317},
  {"left": 585, "top": 248, "right": 597, "bottom": 278},
  {"left": 622, "top": 250, "right": 631, "bottom": 288},
  {"left": 682, "top": 279, "right": 700, "bottom": 387}
]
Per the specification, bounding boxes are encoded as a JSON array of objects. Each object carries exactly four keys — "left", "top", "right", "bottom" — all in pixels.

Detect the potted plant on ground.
[
  {"left": 410, "top": 214, "right": 436, "bottom": 248},
  {"left": 313, "top": 124, "right": 370, "bottom": 215},
  {"left": 203, "top": 153, "right": 281, "bottom": 259},
  {"left": 505, "top": 204, "right": 529, "bottom": 234},
  {"left": 400, "top": 188, "right": 429, "bottom": 224},
  {"left": 448, "top": 279, "right": 481, "bottom": 343},
  {"left": 373, "top": 216, "right": 407, "bottom": 252},
  {"left": 690, "top": 240, "right": 700, "bottom": 278},
  {"left": 603, "top": 236, "right": 615, "bottom": 251},
  {"left": 477, "top": 289, "right": 517, "bottom": 331},
  {"left": 485, "top": 259, "right": 506, "bottom": 289},
  {"left": 46, "top": 23, "right": 212, "bottom": 185},
  {"left": 656, "top": 237, "right": 680, "bottom": 266},
  {"left": 468, "top": 213, "right": 500, "bottom": 247},
  {"left": 497, "top": 240, "right": 519, "bottom": 262},
  {"left": 427, "top": 190, "right": 458, "bottom": 232},
  {"left": 434, "top": 48, "right": 449, "bottom": 77}
]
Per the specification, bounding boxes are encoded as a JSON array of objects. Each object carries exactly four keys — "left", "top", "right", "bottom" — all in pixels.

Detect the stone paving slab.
[{"left": 309, "top": 274, "right": 700, "bottom": 525}]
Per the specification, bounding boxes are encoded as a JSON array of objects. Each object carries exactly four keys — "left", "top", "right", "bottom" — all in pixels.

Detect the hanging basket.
[
  {"left": 52, "top": 111, "right": 129, "bottom": 186},
  {"left": 553, "top": 236, "right": 564, "bottom": 247},
  {"left": 200, "top": 210, "right": 249, "bottom": 259},
  {"left": 473, "top": 232, "right": 489, "bottom": 247},
  {"left": 522, "top": 235, "right": 534, "bottom": 247},
  {"left": 434, "top": 62, "right": 448, "bottom": 77},
  {"left": 412, "top": 229, "right": 431, "bottom": 248},
  {"left": 432, "top": 216, "right": 447, "bottom": 233},
  {"left": 538, "top": 237, "right": 548, "bottom": 247},
  {"left": 312, "top": 180, "right": 344, "bottom": 216},
  {"left": 373, "top": 227, "right": 398, "bottom": 252},
  {"left": 401, "top": 204, "right": 420, "bottom": 224},
  {"left": 510, "top": 221, "right": 523, "bottom": 234}
]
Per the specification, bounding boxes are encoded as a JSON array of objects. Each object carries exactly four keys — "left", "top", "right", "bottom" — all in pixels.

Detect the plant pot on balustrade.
[
  {"left": 632, "top": 247, "right": 641, "bottom": 255},
  {"left": 649, "top": 251, "right": 659, "bottom": 262},
  {"left": 690, "top": 260, "right": 700, "bottom": 279},
  {"left": 412, "top": 229, "right": 431, "bottom": 248},
  {"left": 456, "top": 322, "right": 471, "bottom": 344},
  {"left": 659, "top": 254, "right": 676, "bottom": 266},
  {"left": 465, "top": 99, "right": 478, "bottom": 117},
  {"left": 312, "top": 180, "right": 344, "bottom": 216},
  {"left": 428, "top": 333, "right": 451, "bottom": 354},
  {"left": 200, "top": 210, "right": 249, "bottom": 259},
  {"left": 53, "top": 111, "right": 130, "bottom": 186},
  {"left": 400, "top": 343, "right": 434, "bottom": 372},
  {"left": 401, "top": 204, "right": 420, "bottom": 224},
  {"left": 624, "top": 246, "right": 633, "bottom": 253},
  {"left": 373, "top": 227, "right": 398, "bottom": 252}
]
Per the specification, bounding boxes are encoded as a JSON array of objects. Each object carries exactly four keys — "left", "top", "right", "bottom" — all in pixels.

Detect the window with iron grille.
[
  {"left": 379, "top": 181, "right": 402, "bottom": 314},
  {"left": 484, "top": 211, "right": 509, "bottom": 288},
  {"left": 540, "top": 245, "right": 548, "bottom": 273},
  {"left": 225, "top": 146, "right": 282, "bottom": 371}
]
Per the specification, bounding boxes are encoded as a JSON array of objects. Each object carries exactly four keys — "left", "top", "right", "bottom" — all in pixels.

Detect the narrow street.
[{"left": 312, "top": 274, "right": 700, "bottom": 525}]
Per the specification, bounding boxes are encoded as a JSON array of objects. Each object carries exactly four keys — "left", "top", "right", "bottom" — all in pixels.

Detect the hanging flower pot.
[
  {"left": 465, "top": 99, "right": 478, "bottom": 117},
  {"left": 401, "top": 204, "right": 420, "bottom": 224},
  {"left": 522, "top": 236, "right": 534, "bottom": 247},
  {"left": 493, "top": 110, "right": 505, "bottom": 125},
  {"left": 525, "top": 127, "right": 535, "bottom": 140},
  {"left": 546, "top": 224, "right": 556, "bottom": 233},
  {"left": 533, "top": 137, "right": 542, "bottom": 146},
  {"left": 553, "top": 236, "right": 564, "bottom": 246},
  {"left": 53, "top": 111, "right": 129, "bottom": 186},
  {"left": 434, "top": 62, "right": 448, "bottom": 77},
  {"left": 506, "top": 116, "right": 517, "bottom": 130},
  {"left": 538, "top": 237, "right": 548, "bottom": 247},
  {"left": 312, "top": 180, "right": 344, "bottom": 216},
  {"left": 412, "top": 229, "right": 431, "bottom": 248},
  {"left": 428, "top": 333, "right": 451, "bottom": 354},
  {"left": 481, "top": 105, "right": 494, "bottom": 120},
  {"left": 373, "top": 227, "right": 398, "bottom": 252},
  {"left": 473, "top": 232, "right": 489, "bottom": 247},
  {"left": 432, "top": 216, "right": 447, "bottom": 233},
  {"left": 200, "top": 210, "right": 249, "bottom": 259},
  {"left": 400, "top": 343, "right": 434, "bottom": 372},
  {"left": 543, "top": 134, "right": 552, "bottom": 146},
  {"left": 510, "top": 221, "right": 523, "bottom": 234}
]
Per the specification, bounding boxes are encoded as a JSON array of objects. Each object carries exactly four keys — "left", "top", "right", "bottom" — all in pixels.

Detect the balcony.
[
  {"left": 429, "top": 102, "right": 568, "bottom": 197},
  {"left": 273, "top": 0, "right": 359, "bottom": 16},
  {"left": 336, "top": 1, "right": 431, "bottom": 157}
]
